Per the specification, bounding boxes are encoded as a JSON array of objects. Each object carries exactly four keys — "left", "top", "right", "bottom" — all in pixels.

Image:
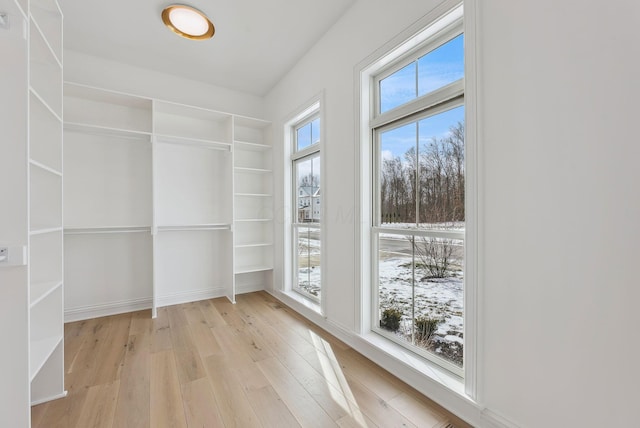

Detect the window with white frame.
[
  {"left": 291, "top": 113, "right": 321, "bottom": 301},
  {"left": 369, "top": 10, "right": 466, "bottom": 375}
]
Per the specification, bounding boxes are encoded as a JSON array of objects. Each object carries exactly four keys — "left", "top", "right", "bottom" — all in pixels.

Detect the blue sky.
[
  {"left": 297, "top": 118, "right": 320, "bottom": 151},
  {"left": 381, "top": 106, "right": 464, "bottom": 160},
  {"left": 380, "top": 34, "right": 464, "bottom": 113},
  {"left": 295, "top": 118, "right": 321, "bottom": 183},
  {"left": 379, "top": 34, "right": 464, "bottom": 160}
]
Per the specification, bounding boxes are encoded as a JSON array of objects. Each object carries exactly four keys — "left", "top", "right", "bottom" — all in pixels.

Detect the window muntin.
[
  {"left": 292, "top": 114, "right": 321, "bottom": 302},
  {"left": 372, "top": 27, "right": 464, "bottom": 375},
  {"left": 379, "top": 33, "right": 464, "bottom": 114}
]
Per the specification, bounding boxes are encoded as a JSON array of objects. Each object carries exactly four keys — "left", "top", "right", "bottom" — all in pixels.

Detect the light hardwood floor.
[{"left": 31, "top": 291, "right": 471, "bottom": 428}]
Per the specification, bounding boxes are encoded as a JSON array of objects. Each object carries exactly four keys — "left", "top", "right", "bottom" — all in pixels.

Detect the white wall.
[
  {"left": 479, "top": 1, "right": 640, "bottom": 426},
  {"left": 64, "top": 50, "right": 266, "bottom": 119},
  {"left": 0, "top": 1, "right": 29, "bottom": 425},
  {"left": 266, "top": 0, "right": 640, "bottom": 427}
]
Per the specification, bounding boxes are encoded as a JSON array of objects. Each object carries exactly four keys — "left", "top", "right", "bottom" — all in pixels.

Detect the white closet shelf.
[
  {"left": 64, "top": 226, "right": 151, "bottom": 235},
  {"left": 30, "top": 15, "right": 62, "bottom": 68},
  {"left": 235, "top": 242, "right": 273, "bottom": 248},
  {"left": 234, "top": 167, "right": 272, "bottom": 174},
  {"left": 30, "top": 335, "right": 63, "bottom": 381},
  {"left": 235, "top": 265, "right": 273, "bottom": 274},
  {"left": 30, "top": 227, "right": 63, "bottom": 236},
  {"left": 154, "top": 99, "right": 232, "bottom": 119},
  {"left": 31, "top": 0, "right": 62, "bottom": 15},
  {"left": 15, "top": 0, "right": 27, "bottom": 20},
  {"left": 156, "top": 223, "right": 231, "bottom": 232},
  {"left": 29, "top": 159, "right": 62, "bottom": 176},
  {"left": 235, "top": 218, "right": 273, "bottom": 222},
  {"left": 234, "top": 115, "right": 270, "bottom": 128},
  {"left": 155, "top": 134, "right": 231, "bottom": 151},
  {"left": 234, "top": 193, "right": 272, "bottom": 197},
  {"left": 234, "top": 141, "right": 272, "bottom": 151},
  {"left": 29, "top": 87, "right": 62, "bottom": 122},
  {"left": 30, "top": 281, "right": 63, "bottom": 308},
  {"left": 65, "top": 81, "right": 153, "bottom": 108},
  {"left": 64, "top": 122, "right": 152, "bottom": 140}
]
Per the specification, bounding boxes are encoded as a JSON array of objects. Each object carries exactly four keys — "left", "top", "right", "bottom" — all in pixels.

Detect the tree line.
[{"left": 380, "top": 121, "right": 464, "bottom": 224}]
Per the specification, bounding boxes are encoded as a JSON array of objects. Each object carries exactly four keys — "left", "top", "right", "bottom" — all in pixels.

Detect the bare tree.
[
  {"left": 414, "top": 237, "right": 454, "bottom": 278},
  {"left": 381, "top": 156, "right": 411, "bottom": 223},
  {"left": 380, "top": 121, "right": 465, "bottom": 226}
]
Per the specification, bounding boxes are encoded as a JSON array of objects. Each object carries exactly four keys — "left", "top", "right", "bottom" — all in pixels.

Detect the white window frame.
[
  {"left": 287, "top": 101, "right": 323, "bottom": 305},
  {"left": 356, "top": 0, "right": 480, "bottom": 399},
  {"left": 372, "top": 105, "right": 465, "bottom": 377}
]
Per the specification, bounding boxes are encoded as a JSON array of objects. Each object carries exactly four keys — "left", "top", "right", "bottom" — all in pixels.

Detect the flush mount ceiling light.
[{"left": 162, "top": 5, "right": 214, "bottom": 40}]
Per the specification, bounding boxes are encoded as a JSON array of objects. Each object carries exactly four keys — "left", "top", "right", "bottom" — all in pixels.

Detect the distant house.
[{"left": 298, "top": 186, "right": 321, "bottom": 222}]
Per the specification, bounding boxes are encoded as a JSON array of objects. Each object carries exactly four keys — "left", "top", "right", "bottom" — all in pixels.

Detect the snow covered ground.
[
  {"left": 296, "top": 232, "right": 321, "bottom": 298},
  {"left": 295, "top": 223, "right": 464, "bottom": 366},
  {"left": 377, "top": 237, "right": 464, "bottom": 366},
  {"left": 376, "top": 223, "right": 464, "bottom": 365},
  {"left": 297, "top": 267, "right": 321, "bottom": 298}
]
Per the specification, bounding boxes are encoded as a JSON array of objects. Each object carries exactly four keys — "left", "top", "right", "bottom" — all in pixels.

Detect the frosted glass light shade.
[{"left": 162, "top": 5, "right": 215, "bottom": 40}]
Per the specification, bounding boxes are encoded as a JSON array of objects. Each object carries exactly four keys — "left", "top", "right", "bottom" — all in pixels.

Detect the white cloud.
[{"left": 381, "top": 150, "right": 394, "bottom": 161}]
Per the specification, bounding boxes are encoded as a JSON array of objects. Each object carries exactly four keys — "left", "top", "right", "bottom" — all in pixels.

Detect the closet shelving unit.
[
  {"left": 62, "top": 83, "right": 272, "bottom": 318},
  {"left": 152, "top": 101, "right": 234, "bottom": 311},
  {"left": 28, "top": 0, "right": 66, "bottom": 405},
  {"left": 233, "top": 117, "right": 274, "bottom": 292},
  {"left": 63, "top": 83, "right": 154, "bottom": 321}
]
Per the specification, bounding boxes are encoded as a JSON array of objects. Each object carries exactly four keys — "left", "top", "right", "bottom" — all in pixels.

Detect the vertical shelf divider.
[
  {"left": 151, "top": 100, "right": 158, "bottom": 318},
  {"left": 227, "top": 116, "right": 236, "bottom": 304}
]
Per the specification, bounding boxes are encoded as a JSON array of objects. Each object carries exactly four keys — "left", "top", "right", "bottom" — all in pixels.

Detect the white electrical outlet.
[
  {"left": 0, "top": 245, "right": 27, "bottom": 267},
  {"left": 0, "top": 13, "right": 8, "bottom": 30}
]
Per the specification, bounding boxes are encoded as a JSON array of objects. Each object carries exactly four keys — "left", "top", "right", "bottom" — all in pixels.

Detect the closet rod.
[{"left": 64, "top": 227, "right": 151, "bottom": 235}]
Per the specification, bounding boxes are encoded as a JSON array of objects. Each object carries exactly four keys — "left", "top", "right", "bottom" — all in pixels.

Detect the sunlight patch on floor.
[{"left": 309, "top": 331, "right": 369, "bottom": 427}]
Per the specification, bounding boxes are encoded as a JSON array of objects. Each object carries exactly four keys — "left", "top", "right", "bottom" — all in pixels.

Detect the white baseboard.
[
  {"left": 31, "top": 390, "right": 67, "bottom": 406},
  {"left": 65, "top": 297, "right": 152, "bottom": 322},
  {"left": 480, "top": 409, "right": 520, "bottom": 428},
  {"left": 155, "top": 287, "right": 227, "bottom": 308},
  {"left": 236, "top": 282, "right": 266, "bottom": 295}
]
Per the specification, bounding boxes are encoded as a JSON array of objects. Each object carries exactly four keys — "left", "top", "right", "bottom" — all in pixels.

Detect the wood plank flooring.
[{"left": 32, "top": 291, "right": 470, "bottom": 428}]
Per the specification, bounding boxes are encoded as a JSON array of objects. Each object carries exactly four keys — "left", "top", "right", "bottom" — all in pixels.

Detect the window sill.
[
  {"left": 281, "top": 290, "right": 322, "bottom": 315},
  {"left": 358, "top": 330, "right": 466, "bottom": 397}
]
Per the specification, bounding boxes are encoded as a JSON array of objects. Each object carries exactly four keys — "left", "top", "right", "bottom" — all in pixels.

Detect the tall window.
[
  {"left": 292, "top": 114, "right": 321, "bottom": 301},
  {"left": 371, "top": 17, "right": 465, "bottom": 375}
]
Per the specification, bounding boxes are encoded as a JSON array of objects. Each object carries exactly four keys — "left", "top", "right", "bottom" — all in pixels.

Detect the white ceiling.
[{"left": 62, "top": 0, "right": 356, "bottom": 96}]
